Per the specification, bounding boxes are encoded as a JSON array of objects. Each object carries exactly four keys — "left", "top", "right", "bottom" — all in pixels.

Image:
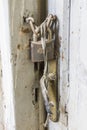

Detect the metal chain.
[
  {"left": 40, "top": 22, "right": 50, "bottom": 127},
  {"left": 40, "top": 22, "right": 49, "bottom": 112},
  {"left": 40, "top": 19, "right": 54, "bottom": 127},
  {"left": 25, "top": 14, "right": 56, "bottom": 36}
]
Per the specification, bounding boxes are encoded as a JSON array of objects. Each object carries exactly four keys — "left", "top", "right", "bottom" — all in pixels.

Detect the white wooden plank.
[
  {"left": 68, "top": 0, "right": 80, "bottom": 128},
  {"left": 68, "top": 0, "right": 87, "bottom": 130},
  {"left": 0, "top": 1, "right": 16, "bottom": 130},
  {"left": 47, "top": 0, "right": 70, "bottom": 129}
]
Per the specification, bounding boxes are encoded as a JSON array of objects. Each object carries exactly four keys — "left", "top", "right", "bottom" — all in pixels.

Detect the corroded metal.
[{"left": 31, "top": 39, "right": 54, "bottom": 62}]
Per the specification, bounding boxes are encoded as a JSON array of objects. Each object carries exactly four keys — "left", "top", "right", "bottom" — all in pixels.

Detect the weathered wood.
[
  {"left": 68, "top": 0, "right": 87, "bottom": 130},
  {"left": 0, "top": 1, "right": 16, "bottom": 129},
  {"left": 47, "top": 0, "right": 70, "bottom": 129},
  {"left": 9, "top": 0, "right": 46, "bottom": 130},
  {"left": 68, "top": 0, "right": 81, "bottom": 129}
]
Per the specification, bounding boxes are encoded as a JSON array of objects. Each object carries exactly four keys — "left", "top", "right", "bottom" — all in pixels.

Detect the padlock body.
[{"left": 31, "top": 39, "right": 54, "bottom": 62}]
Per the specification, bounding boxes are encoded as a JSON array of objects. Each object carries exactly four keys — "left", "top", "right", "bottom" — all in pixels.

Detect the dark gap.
[
  {"left": 39, "top": 0, "right": 46, "bottom": 23},
  {"left": 34, "top": 62, "right": 38, "bottom": 72},
  {"left": 35, "top": 88, "right": 39, "bottom": 102},
  {"left": 55, "top": 17, "right": 60, "bottom": 121},
  {"left": 38, "top": 62, "right": 44, "bottom": 78}
]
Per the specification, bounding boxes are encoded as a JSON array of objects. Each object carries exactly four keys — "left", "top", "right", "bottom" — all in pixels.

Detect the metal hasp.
[{"left": 25, "top": 14, "right": 59, "bottom": 128}]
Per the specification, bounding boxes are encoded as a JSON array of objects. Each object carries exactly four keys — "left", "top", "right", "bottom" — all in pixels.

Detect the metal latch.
[{"left": 24, "top": 14, "right": 59, "bottom": 127}]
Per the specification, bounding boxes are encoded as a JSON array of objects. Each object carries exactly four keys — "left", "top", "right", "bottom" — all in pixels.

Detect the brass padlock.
[{"left": 31, "top": 32, "right": 55, "bottom": 62}]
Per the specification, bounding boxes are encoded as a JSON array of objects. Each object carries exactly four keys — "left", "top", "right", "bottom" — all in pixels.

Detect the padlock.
[{"left": 30, "top": 31, "right": 55, "bottom": 62}]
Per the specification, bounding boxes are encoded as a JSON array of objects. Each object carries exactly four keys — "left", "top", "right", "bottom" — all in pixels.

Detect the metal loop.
[{"left": 26, "top": 17, "right": 35, "bottom": 23}]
